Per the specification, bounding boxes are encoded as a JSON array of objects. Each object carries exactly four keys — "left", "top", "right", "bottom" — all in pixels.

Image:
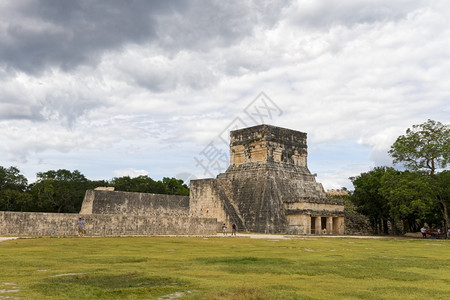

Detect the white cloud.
[
  {"left": 113, "top": 168, "right": 149, "bottom": 178},
  {"left": 317, "top": 162, "right": 375, "bottom": 191}
]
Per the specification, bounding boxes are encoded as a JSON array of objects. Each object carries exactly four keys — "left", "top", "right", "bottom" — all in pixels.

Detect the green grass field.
[{"left": 0, "top": 235, "right": 449, "bottom": 299}]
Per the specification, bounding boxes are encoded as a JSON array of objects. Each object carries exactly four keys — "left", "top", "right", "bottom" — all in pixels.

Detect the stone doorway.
[
  {"left": 310, "top": 216, "right": 332, "bottom": 235},
  {"left": 321, "top": 217, "right": 327, "bottom": 233}
]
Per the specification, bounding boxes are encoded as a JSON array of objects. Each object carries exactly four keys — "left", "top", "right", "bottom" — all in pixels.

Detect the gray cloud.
[
  {"left": 0, "top": 102, "right": 40, "bottom": 120},
  {"left": 1, "top": 0, "right": 172, "bottom": 73},
  {"left": 0, "top": 0, "right": 286, "bottom": 74},
  {"left": 0, "top": 70, "right": 110, "bottom": 125},
  {"left": 287, "top": 0, "right": 425, "bottom": 29}
]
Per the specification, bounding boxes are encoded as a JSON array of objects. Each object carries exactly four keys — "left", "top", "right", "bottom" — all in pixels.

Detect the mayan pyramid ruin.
[{"left": 190, "top": 124, "right": 345, "bottom": 234}]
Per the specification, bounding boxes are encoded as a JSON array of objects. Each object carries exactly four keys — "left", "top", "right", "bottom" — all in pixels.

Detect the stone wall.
[
  {"left": 189, "top": 179, "right": 226, "bottom": 223},
  {"left": 0, "top": 211, "right": 217, "bottom": 236},
  {"left": 81, "top": 190, "right": 190, "bottom": 216}
]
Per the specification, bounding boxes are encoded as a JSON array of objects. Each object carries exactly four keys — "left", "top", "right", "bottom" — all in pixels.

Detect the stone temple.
[
  {"left": 0, "top": 124, "right": 344, "bottom": 236},
  {"left": 190, "top": 124, "right": 345, "bottom": 234}
]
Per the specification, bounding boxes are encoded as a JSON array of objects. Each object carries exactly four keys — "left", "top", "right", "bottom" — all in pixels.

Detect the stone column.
[
  {"left": 335, "top": 217, "right": 345, "bottom": 235},
  {"left": 326, "top": 216, "right": 333, "bottom": 234},
  {"left": 315, "top": 217, "right": 322, "bottom": 235}
]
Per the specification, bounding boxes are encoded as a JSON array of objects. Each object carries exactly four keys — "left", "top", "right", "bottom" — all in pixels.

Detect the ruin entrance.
[
  {"left": 321, "top": 217, "right": 327, "bottom": 232},
  {"left": 311, "top": 217, "right": 316, "bottom": 234}
]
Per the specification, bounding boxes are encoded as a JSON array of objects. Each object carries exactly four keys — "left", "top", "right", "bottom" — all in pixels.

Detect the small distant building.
[
  {"left": 190, "top": 124, "right": 345, "bottom": 234},
  {"left": 94, "top": 187, "right": 115, "bottom": 191}
]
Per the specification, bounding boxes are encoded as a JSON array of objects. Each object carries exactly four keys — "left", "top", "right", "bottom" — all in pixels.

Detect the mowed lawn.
[{"left": 0, "top": 236, "right": 449, "bottom": 299}]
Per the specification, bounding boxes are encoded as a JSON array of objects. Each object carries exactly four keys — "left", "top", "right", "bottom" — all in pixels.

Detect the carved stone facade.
[{"left": 190, "top": 124, "right": 345, "bottom": 234}]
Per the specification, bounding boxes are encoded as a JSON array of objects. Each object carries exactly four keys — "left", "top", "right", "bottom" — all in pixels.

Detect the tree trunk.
[
  {"left": 371, "top": 218, "right": 377, "bottom": 234},
  {"left": 383, "top": 219, "right": 389, "bottom": 234},
  {"left": 402, "top": 220, "right": 408, "bottom": 234},
  {"left": 390, "top": 218, "right": 397, "bottom": 235},
  {"left": 437, "top": 194, "right": 449, "bottom": 230}
]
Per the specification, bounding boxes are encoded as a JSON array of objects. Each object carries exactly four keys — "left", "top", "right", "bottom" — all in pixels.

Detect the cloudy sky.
[{"left": 1, "top": 0, "right": 449, "bottom": 190}]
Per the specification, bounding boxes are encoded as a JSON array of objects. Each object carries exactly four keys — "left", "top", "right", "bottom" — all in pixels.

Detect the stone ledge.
[
  {"left": 285, "top": 209, "right": 345, "bottom": 217},
  {"left": 283, "top": 197, "right": 344, "bottom": 205}
]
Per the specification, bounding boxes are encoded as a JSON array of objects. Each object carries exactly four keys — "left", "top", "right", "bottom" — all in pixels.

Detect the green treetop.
[{"left": 389, "top": 119, "right": 449, "bottom": 175}]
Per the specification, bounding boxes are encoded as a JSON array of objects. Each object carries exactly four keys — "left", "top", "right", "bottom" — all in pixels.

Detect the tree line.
[
  {"left": 0, "top": 168, "right": 189, "bottom": 214},
  {"left": 349, "top": 119, "right": 449, "bottom": 234}
]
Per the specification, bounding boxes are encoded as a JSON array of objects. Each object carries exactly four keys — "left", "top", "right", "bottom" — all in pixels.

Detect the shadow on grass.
[
  {"left": 339, "top": 286, "right": 443, "bottom": 299},
  {"left": 201, "top": 286, "right": 272, "bottom": 300},
  {"left": 68, "top": 256, "right": 149, "bottom": 265},
  {"left": 32, "top": 273, "right": 192, "bottom": 299},
  {"left": 195, "top": 255, "right": 445, "bottom": 282},
  {"left": 197, "top": 256, "right": 293, "bottom": 275}
]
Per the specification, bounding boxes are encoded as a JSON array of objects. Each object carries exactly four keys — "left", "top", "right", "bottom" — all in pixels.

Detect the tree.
[
  {"left": 0, "top": 189, "right": 34, "bottom": 212},
  {"left": 110, "top": 176, "right": 189, "bottom": 195},
  {"left": 0, "top": 166, "right": 28, "bottom": 192},
  {"left": 0, "top": 166, "right": 33, "bottom": 211},
  {"left": 389, "top": 119, "right": 449, "bottom": 175},
  {"left": 435, "top": 170, "right": 450, "bottom": 228},
  {"left": 350, "top": 167, "right": 392, "bottom": 234},
  {"left": 30, "top": 169, "right": 89, "bottom": 213},
  {"left": 110, "top": 175, "right": 166, "bottom": 194},
  {"left": 389, "top": 119, "right": 450, "bottom": 229},
  {"left": 162, "top": 177, "right": 189, "bottom": 196},
  {"left": 380, "top": 170, "right": 439, "bottom": 233},
  {"left": 88, "top": 180, "right": 110, "bottom": 190}
]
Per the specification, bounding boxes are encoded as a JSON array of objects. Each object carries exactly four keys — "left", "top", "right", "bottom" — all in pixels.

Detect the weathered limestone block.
[
  {"left": 286, "top": 214, "right": 311, "bottom": 234},
  {"left": 189, "top": 179, "right": 224, "bottom": 220},
  {"left": 81, "top": 190, "right": 189, "bottom": 217},
  {"left": 229, "top": 124, "right": 307, "bottom": 167}
]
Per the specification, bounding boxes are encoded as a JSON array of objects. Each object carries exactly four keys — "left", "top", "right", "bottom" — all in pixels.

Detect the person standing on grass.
[
  {"left": 447, "top": 228, "right": 450, "bottom": 239},
  {"left": 77, "top": 217, "right": 85, "bottom": 237},
  {"left": 231, "top": 222, "right": 237, "bottom": 236},
  {"left": 420, "top": 226, "right": 427, "bottom": 238},
  {"left": 222, "top": 223, "right": 227, "bottom": 235}
]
